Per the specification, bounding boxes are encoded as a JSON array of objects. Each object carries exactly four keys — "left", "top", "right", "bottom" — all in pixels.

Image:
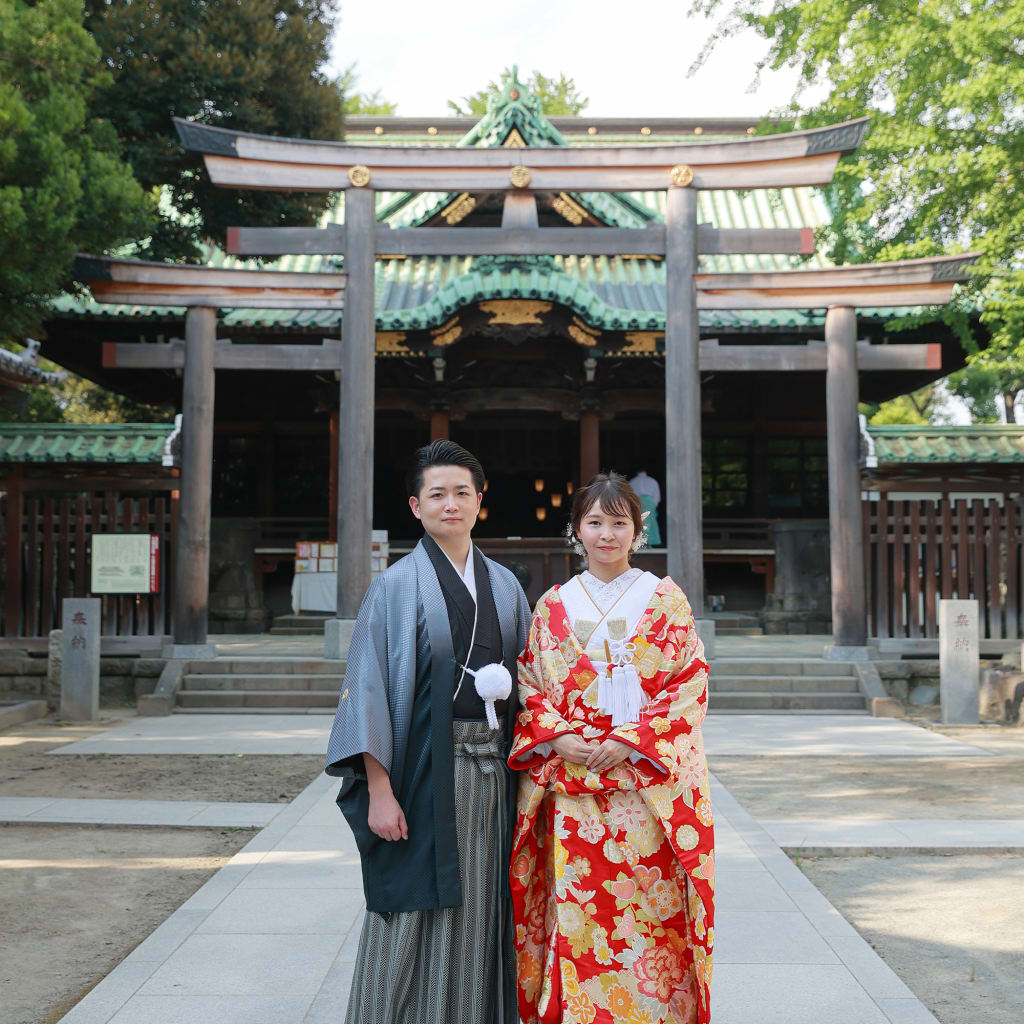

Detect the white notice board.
[{"left": 91, "top": 534, "right": 160, "bottom": 594}]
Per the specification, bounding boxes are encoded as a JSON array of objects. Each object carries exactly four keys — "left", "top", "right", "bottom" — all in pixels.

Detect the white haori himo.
[
  {"left": 460, "top": 662, "right": 514, "bottom": 731},
  {"left": 559, "top": 567, "right": 661, "bottom": 726}
]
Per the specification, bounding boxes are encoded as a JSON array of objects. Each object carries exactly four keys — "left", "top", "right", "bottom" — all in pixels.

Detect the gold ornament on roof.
[
  {"left": 670, "top": 164, "right": 694, "bottom": 187},
  {"left": 348, "top": 165, "right": 371, "bottom": 187},
  {"left": 509, "top": 165, "right": 532, "bottom": 189}
]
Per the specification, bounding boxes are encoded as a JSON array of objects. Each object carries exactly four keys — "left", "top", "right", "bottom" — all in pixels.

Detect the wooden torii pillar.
[{"left": 75, "top": 256, "right": 346, "bottom": 656}]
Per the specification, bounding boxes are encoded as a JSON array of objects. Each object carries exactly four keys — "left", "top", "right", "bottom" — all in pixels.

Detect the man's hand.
[
  {"left": 550, "top": 733, "right": 595, "bottom": 764},
  {"left": 367, "top": 788, "right": 409, "bottom": 842},
  {"left": 586, "top": 738, "right": 633, "bottom": 774},
  {"left": 363, "top": 752, "right": 408, "bottom": 841}
]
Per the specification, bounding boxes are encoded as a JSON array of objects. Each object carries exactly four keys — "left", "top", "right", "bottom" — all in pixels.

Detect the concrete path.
[
  {"left": 50, "top": 712, "right": 991, "bottom": 758},
  {"left": 762, "top": 817, "right": 1024, "bottom": 850},
  {"left": 0, "top": 796, "right": 285, "bottom": 828},
  {"left": 55, "top": 772, "right": 942, "bottom": 1024}
]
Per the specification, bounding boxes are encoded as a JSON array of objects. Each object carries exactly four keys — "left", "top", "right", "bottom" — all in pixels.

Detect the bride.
[{"left": 509, "top": 472, "right": 714, "bottom": 1024}]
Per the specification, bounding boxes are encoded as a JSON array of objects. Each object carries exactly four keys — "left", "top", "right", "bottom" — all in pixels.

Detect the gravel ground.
[
  {"left": 0, "top": 824, "right": 249, "bottom": 1024},
  {"left": 800, "top": 852, "right": 1024, "bottom": 1024},
  {"left": 0, "top": 716, "right": 324, "bottom": 803}
]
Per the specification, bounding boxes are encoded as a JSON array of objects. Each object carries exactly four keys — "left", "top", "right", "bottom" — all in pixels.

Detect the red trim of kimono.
[{"left": 509, "top": 577, "right": 714, "bottom": 1024}]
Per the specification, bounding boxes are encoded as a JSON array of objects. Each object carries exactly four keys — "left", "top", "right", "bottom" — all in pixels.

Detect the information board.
[{"left": 91, "top": 534, "right": 160, "bottom": 594}]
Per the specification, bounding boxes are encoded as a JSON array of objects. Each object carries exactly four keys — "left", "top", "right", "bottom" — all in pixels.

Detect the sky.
[{"left": 327, "top": 0, "right": 808, "bottom": 119}]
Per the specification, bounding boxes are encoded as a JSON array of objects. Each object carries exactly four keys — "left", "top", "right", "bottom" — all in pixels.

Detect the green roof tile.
[
  {"left": 868, "top": 426, "right": 1024, "bottom": 464},
  {"left": 0, "top": 423, "right": 176, "bottom": 464}
]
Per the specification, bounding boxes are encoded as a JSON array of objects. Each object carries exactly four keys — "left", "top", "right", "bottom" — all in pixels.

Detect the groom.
[{"left": 325, "top": 439, "right": 530, "bottom": 1024}]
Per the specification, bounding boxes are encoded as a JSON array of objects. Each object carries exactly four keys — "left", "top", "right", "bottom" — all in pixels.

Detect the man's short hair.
[{"left": 406, "top": 440, "right": 486, "bottom": 498}]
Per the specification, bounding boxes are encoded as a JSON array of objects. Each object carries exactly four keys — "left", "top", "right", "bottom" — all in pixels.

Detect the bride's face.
[{"left": 577, "top": 502, "right": 635, "bottom": 569}]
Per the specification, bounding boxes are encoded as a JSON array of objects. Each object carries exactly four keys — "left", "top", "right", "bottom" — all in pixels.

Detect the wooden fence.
[
  {"left": 1, "top": 485, "right": 176, "bottom": 639},
  {"left": 864, "top": 494, "right": 1023, "bottom": 640}
]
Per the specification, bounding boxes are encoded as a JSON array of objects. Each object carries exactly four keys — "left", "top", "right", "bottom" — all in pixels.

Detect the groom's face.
[{"left": 409, "top": 465, "right": 482, "bottom": 543}]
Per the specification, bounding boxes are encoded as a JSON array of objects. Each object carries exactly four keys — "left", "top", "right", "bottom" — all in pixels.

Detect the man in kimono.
[{"left": 325, "top": 439, "right": 530, "bottom": 1024}]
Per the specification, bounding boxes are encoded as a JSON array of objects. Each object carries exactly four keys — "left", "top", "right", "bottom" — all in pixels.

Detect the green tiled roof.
[
  {"left": 868, "top": 426, "right": 1024, "bottom": 464},
  {"left": 50, "top": 72, "right": 937, "bottom": 336},
  {"left": 0, "top": 423, "right": 176, "bottom": 463}
]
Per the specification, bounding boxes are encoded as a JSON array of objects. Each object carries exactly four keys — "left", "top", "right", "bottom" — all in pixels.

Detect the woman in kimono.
[{"left": 509, "top": 472, "right": 714, "bottom": 1024}]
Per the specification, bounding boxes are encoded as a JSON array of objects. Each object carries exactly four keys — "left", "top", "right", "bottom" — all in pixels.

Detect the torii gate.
[{"left": 80, "top": 117, "right": 977, "bottom": 655}]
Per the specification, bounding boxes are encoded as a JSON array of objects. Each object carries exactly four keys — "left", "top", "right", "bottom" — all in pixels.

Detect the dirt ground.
[
  {"left": 0, "top": 716, "right": 324, "bottom": 803},
  {"left": 0, "top": 824, "right": 249, "bottom": 1024},
  {"left": 708, "top": 752, "right": 1024, "bottom": 819},
  {"left": 801, "top": 853, "right": 1024, "bottom": 1024}
]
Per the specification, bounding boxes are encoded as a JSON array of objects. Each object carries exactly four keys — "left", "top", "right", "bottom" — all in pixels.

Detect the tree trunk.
[{"left": 1004, "top": 391, "right": 1019, "bottom": 424}]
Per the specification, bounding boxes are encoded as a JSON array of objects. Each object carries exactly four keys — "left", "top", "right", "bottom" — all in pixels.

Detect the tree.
[
  {"left": 448, "top": 68, "right": 588, "bottom": 117},
  {"left": 0, "top": 0, "right": 152, "bottom": 345},
  {"left": 83, "top": 0, "right": 345, "bottom": 262},
  {"left": 339, "top": 63, "right": 397, "bottom": 118},
  {"left": 691, "top": 0, "right": 1024, "bottom": 411},
  {"left": 860, "top": 384, "right": 946, "bottom": 426}
]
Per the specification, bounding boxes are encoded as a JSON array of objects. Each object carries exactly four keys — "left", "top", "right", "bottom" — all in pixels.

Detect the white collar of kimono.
[
  {"left": 560, "top": 568, "right": 660, "bottom": 655},
  {"left": 440, "top": 542, "right": 477, "bottom": 603}
]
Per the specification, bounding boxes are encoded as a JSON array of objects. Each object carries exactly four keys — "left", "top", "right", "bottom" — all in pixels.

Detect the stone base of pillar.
[
  {"left": 162, "top": 643, "right": 217, "bottom": 660},
  {"left": 694, "top": 619, "right": 716, "bottom": 659},
  {"left": 324, "top": 618, "right": 357, "bottom": 660},
  {"left": 823, "top": 644, "right": 882, "bottom": 662}
]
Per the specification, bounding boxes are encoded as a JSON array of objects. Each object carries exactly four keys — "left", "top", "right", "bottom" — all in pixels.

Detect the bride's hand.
[
  {"left": 586, "top": 739, "right": 633, "bottom": 774},
  {"left": 550, "top": 733, "right": 595, "bottom": 764}
]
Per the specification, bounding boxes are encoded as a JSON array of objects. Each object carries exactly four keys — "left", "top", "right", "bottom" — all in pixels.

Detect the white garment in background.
[{"left": 629, "top": 471, "right": 661, "bottom": 506}]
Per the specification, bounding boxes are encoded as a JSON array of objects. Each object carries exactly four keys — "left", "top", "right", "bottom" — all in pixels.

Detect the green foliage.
[
  {"left": 448, "top": 68, "right": 589, "bottom": 117},
  {"left": 691, "top": 0, "right": 1024, "bottom": 358},
  {"left": 339, "top": 64, "right": 397, "bottom": 118},
  {"left": 860, "top": 384, "right": 946, "bottom": 426},
  {"left": 83, "top": 0, "right": 345, "bottom": 262},
  {"left": 947, "top": 368, "right": 1002, "bottom": 424},
  {"left": 0, "top": 0, "right": 152, "bottom": 344}
]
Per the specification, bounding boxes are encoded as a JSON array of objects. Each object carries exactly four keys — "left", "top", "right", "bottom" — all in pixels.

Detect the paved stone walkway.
[
  {"left": 54, "top": 772, "right": 942, "bottom": 1024},
  {"left": 762, "top": 817, "right": 1024, "bottom": 850},
  {"left": 0, "top": 796, "right": 284, "bottom": 828},
  {"left": 50, "top": 712, "right": 990, "bottom": 758}
]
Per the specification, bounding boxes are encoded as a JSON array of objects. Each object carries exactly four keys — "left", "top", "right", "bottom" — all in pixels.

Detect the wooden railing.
[
  {"left": 864, "top": 495, "right": 1023, "bottom": 640},
  {"left": 1, "top": 487, "right": 176, "bottom": 639}
]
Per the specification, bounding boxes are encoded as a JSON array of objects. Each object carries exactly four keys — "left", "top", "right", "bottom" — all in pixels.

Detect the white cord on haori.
[{"left": 460, "top": 662, "right": 513, "bottom": 731}]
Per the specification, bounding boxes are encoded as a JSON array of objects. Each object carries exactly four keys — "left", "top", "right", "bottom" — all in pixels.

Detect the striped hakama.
[{"left": 344, "top": 720, "right": 517, "bottom": 1024}]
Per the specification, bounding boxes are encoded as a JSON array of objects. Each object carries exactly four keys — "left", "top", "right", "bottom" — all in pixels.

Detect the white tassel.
[
  {"left": 464, "top": 662, "right": 513, "bottom": 732},
  {"left": 608, "top": 664, "right": 645, "bottom": 726}
]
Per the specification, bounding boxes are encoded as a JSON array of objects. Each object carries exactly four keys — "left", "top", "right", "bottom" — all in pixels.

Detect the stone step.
[
  {"left": 708, "top": 676, "right": 862, "bottom": 694},
  {"left": 707, "top": 707, "right": 868, "bottom": 716},
  {"left": 186, "top": 659, "right": 345, "bottom": 675},
  {"left": 182, "top": 674, "right": 343, "bottom": 692},
  {"left": 269, "top": 626, "right": 326, "bottom": 635},
  {"left": 715, "top": 627, "right": 765, "bottom": 636},
  {"left": 273, "top": 614, "right": 332, "bottom": 628},
  {"left": 175, "top": 707, "right": 335, "bottom": 715},
  {"left": 176, "top": 689, "right": 340, "bottom": 709},
  {"left": 710, "top": 691, "right": 867, "bottom": 711},
  {"left": 709, "top": 659, "right": 856, "bottom": 677}
]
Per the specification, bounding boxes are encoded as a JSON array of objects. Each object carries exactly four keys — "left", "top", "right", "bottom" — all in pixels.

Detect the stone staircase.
[
  {"left": 175, "top": 658, "right": 345, "bottom": 713},
  {"left": 269, "top": 613, "right": 332, "bottom": 636},
  {"left": 710, "top": 612, "right": 764, "bottom": 637},
  {"left": 707, "top": 658, "right": 866, "bottom": 713}
]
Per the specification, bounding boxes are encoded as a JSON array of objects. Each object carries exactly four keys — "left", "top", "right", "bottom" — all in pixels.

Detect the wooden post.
[
  {"left": 430, "top": 408, "right": 450, "bottom": 441},
  {"left": 171, "top": 305, "right": 216, "bottom": 651},
  {"left": 665, "top": 185, "right": 704, "bottom": 614},
  {"left": 826, "top": 305, "right": 867, "bottom": 645},
  {"left": 580, "top": 409, "right": 600, "bottom": 484},
  {"left": 3, "top": 466, "right": 23, "bottom": 637},
  {"left": 501, "top": 191, "right": 539, "bottom": 229},
  {"left": 328, "top": 409, "right": 339, "bottom": 542},
  {"left": 337, "top": 186, "right": 376, "bottom": 620}
]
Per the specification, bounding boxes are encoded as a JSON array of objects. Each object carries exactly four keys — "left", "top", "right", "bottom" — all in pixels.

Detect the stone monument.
[
  {"left": 60, "top": 598, "right": 101, "bottom": 721},
  {"left": 939, "top": 599, "right": 979, "bottom": 726}
]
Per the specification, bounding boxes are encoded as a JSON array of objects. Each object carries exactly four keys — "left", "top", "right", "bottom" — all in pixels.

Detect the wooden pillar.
[
  {"left": 826, "top": 305, "right": 867, "bottom": 645},
  {"left": 3, "top": 466, "right": 23, "bottom": 637},
  {"left": 430, "top": 408, "right": 450, "bottom": 441},
  {"left": 172, "top": 305, "right": 216, "bottom": 647},
  {"left": 328, "top": 409, "right": 339, "bottom": 542},
  {"left": 501, "top": 191, "right": 539, "bottom": 229},
  {"left": 337, "top": 186, "right": 376, "bottom": 619},
  {"left": 580, "top": 409, "right": 600, "bottom": 484},
  {"left": 665, "top": 184, "right": 704, "bottom": 613}
]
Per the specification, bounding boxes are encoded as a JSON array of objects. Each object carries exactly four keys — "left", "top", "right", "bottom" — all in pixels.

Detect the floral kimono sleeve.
[
  {"left": 509, "top": 597, "right": 586, "bottom": 770},
  {"left": 609, "top": 587, "right": 710, "bottom": 779}
]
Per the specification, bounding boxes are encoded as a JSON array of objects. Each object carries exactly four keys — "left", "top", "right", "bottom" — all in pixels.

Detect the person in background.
[{"left": 630, "top": 468, "right": 663, "bottom": 546}]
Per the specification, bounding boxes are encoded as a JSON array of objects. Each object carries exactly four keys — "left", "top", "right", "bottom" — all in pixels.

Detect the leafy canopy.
[
  {"left": 0, "top": 0, "right": 152, "bottom": 344},
  {"left": 448, "top": 68, "right": 589, "bottom": 117},
  {"left": 692, "top": 0, "right": 1024, "bottom": 419},
  {"left": 83, "top": 0, "right": 345, "bottom": 262},
  {"left": 339, "top": 63, "right": 397, "bottom": 118}
]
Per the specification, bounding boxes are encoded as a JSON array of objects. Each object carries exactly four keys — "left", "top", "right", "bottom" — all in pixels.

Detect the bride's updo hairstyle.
[{"left": 570, "top": 472, "right": 644, "bottom": 547}]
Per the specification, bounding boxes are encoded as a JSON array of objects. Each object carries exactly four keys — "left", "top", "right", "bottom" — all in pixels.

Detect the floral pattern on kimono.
[{"left": 509, "top": 577, "right": 714, "bottom": 1024}]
